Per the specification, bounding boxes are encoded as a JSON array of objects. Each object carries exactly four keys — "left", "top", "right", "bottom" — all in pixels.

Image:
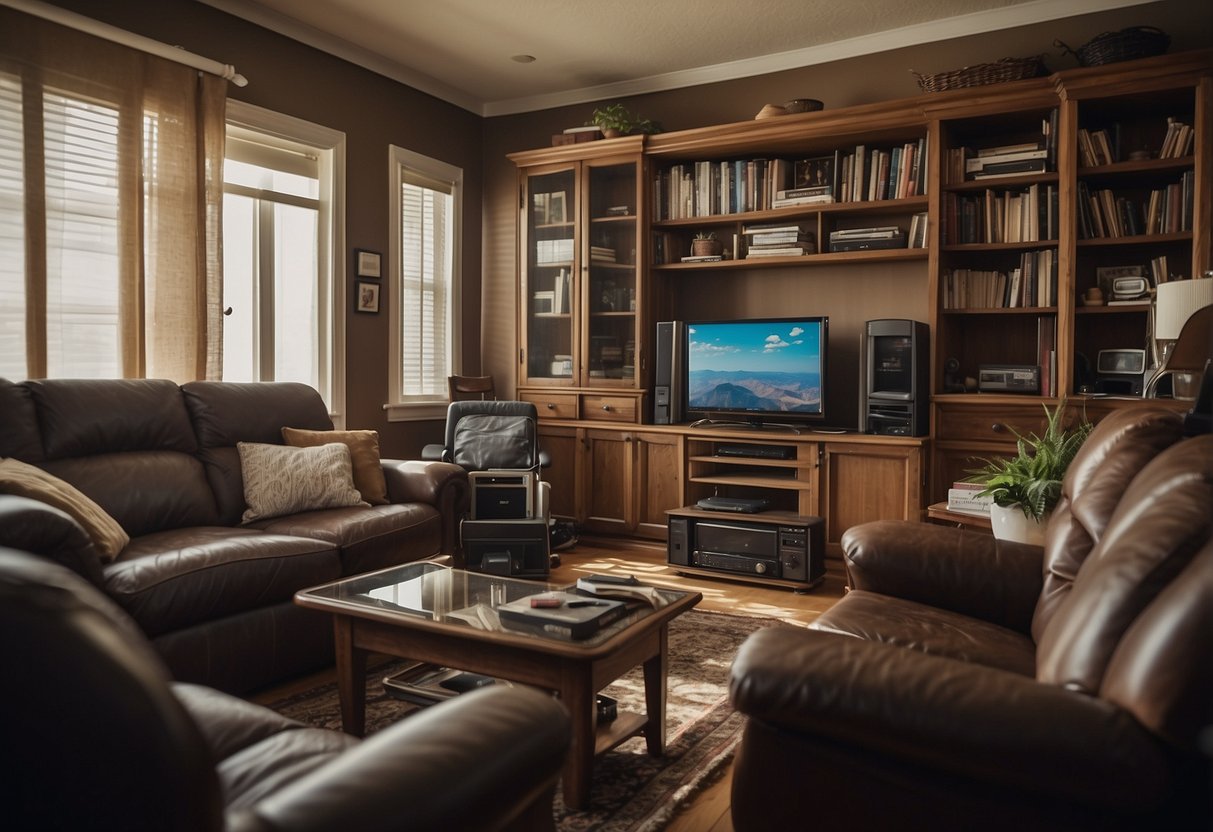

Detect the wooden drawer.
[
  {"left": 520, "top": 392, "right": 578, "bottom": 420},
  {"left": 581, "top": 395, "right": 637, "bottom": 423},
  {"left": 935, "top": 403, "right": 1050, "bottom": 443}
]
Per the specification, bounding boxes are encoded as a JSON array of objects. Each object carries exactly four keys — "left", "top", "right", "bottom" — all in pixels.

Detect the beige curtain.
[{"left": 0, "top": 7, "right": 226, "bottom": 382}]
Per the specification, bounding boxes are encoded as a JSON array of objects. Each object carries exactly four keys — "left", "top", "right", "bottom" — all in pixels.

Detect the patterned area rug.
[{"left": 267, "top": 610, "right": 774, "bottom": 832}]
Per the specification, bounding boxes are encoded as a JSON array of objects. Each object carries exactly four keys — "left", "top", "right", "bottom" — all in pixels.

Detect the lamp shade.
[{"left": 1155, "top": 279, "right": 1213, "bottom": 340}]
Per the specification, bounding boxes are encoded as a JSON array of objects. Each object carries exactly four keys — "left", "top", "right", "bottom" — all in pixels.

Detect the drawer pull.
[
  {"left": 602, "top": 404, "right": 611, "bottom": 411},
  {"left": 546, "top": 402, "right": 555, "bottom": 409},
  {"left": 991, "top": 423, "right": 1007, "bottom": 433}
]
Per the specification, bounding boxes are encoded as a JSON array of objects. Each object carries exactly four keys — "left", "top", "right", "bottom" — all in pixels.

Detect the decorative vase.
[
  {"left": 989, "top": 503, "right": 1049, "bottom": 545},
  {"left": 601, "top": 127, "right": 622, "bottom": 139},
  {"left": 691, "top": 239, "right": 723, "bottom": 257}
]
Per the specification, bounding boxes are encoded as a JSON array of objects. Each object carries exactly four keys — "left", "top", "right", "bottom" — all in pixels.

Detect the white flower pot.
[{"left": 989, "top": 503, "right": 1048, "bottom": 546}]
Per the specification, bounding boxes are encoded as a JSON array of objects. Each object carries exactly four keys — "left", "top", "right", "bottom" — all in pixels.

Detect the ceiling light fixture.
[{"left": 510, "top": 54, "right": 536, "bottom": 64}]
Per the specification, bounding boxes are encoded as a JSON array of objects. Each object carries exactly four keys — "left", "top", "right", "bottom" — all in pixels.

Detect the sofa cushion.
[
  {"left": 811, "top": 589, "right": 1037, "bottom": 677},
  {"left": 1032, "top": 408, "right": 1184, "bottom": 642},
  {"left": 1036, "top": 436, "right": 1213, "bottom": 694},
  {"left": 0, "top": 378, "right": 44, "bottom": 461},
  {"left": 249, "top": 502, "right": 443, "bottom": 575},
  {"left": 282, "top": 427, "right": 389, "bottom": 506},
  {"left": 26, "top": 378, "right": 198, "bottom": 458},
  {"left": 0, "top": 458, "right": 129, "bottom": 562},
  {"left": 238, "top": 442, "right": 367, "bottom": 523},
  {"left": 183, "top": 381, "right": 334, "bottom": 525},
  {"left": 106, "top": 527, "right": 341, "bottom": 637}
]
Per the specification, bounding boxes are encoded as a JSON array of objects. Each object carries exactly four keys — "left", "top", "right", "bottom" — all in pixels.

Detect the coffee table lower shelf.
[{"left": 596, "top": 711, "right": 648, "bottom": 755}]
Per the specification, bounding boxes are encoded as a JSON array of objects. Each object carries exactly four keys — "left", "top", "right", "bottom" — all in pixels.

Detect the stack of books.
[
  {"left": 743, "top": 223, "right": 816, "bottom": 258},
  {"left": 828, "top": 226, "right": 906, "bottom": 252},
  {"left": 965, "top": 143, "right": 1048, "bottom": 180},
  {"left": 947, "top": 482, "right": 993, "bottom": 516},
  {"left": 771, "top": 185, "right": 833, "bottom": 208},
  {"left": 591, "top": 245, "right": 616, "bottom": 263}
]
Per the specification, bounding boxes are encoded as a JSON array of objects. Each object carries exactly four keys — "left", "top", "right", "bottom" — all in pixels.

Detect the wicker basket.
[
  {"left": 1056, "top": 27, "right": 1170, "bottom": 67},
  {"left": 913, "top": 55, "right": 1047, "bottom": 93}
]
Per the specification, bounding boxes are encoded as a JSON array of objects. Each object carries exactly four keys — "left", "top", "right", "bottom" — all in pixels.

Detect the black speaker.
[
  {"left": 461, "top": 519, "right": 550, "bottom": 578},
  {"left": 667, "top": 516, "right": 689, "bottom": 566},
  {"left": 863, "top": 319, "right": 929, "bottom": 437},
  {"left": 654, "top": 321, "right": 686, "bottom": 424}
]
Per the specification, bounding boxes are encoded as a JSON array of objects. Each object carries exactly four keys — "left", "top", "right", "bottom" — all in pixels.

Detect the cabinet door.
[
  {"left": 822, "top": 443, "right": 925, "bottom": 555},
  {"left": 537, "top": 424, "right": 579, "bottom": 520},
  {"left": 582, "top": 157, "right": 644, "bottom": 390},
  {"left": 581, "top": 428, "right": 633, "bottom": 535},
  {"left": 520, "top": 164, "right": 578, "bottom": 387},
  {"left": 632, "top": 431, "right": 683, "bottom": 540}
]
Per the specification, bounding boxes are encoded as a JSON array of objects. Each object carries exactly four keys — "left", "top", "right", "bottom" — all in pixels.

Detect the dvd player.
[
  {"left": 715, "top": 444, "right": 794, "bottom": 460},
  {"left": 697, "top": 496, "right": 770, "bottom": 513}
]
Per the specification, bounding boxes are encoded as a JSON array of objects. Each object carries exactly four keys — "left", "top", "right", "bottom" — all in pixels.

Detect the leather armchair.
[
  {"left": 728, "top": 408, "right": 1212, "bottom": 831},
  {"left": 0, "top": 547, "right": 570, "bottom": 831}
]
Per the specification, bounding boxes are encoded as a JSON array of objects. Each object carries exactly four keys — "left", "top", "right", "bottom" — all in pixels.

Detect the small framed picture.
[
  {"left": 355, "top": 281, "right": 380, "bottom": 314},
  {"left": 795, "top": 155, "right": 835, "bottom": 191},
  {"left": 355, "top": 249, "right": 382, "bottom": 278}
]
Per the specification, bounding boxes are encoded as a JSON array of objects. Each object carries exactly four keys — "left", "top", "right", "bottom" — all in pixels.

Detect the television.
[{"left": 684, "top": 317, "right": 828, "bottom": 429}]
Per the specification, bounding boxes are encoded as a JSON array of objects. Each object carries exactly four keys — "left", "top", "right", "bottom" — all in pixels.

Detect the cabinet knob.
[
  {"left": 602, "top": 404, "right": 611, "bottom": 411},
  {"left": 546, "top": 402, "right": 555, "bottom": 409},
  {"left": 991, "top": 422, "right": 1007, "bottom": 434}
]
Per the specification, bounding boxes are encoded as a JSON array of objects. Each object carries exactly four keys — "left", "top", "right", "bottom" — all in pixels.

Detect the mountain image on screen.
[{"left": 687, "top": 370, "right": 821, "bottom": 412}]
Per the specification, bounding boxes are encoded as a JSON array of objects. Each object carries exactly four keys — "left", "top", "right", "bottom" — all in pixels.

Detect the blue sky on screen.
[{"left": 688, "top": 320, "right": 822, "bottom": 373}]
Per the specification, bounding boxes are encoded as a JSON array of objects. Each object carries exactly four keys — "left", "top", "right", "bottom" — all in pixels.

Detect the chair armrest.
[
  {"left": 420, "top": 442, "right": 447, "bottom": 462},
  {"left": 381, "top": 459, "right": 470, "bottom": 556},
  {"left": 729, "top": 626, "right": 1171, "bottom": 811},
  {"left": 841, "top": 520, "right": 1043, "bottom": 633},
  {"left": 234, "top": 685, "right": 569, "bottom": 832},
  {"left": 0, "top": 495, "right": 105, "bottom": 586}
]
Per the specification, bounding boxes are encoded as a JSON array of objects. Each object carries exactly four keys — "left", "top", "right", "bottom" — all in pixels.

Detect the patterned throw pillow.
[
  {"left": 237, "top": 442, "right": 367, "bottom": 523},
  {"left": 0, "top": 457, "right": 130, "bottom": 562},
  {"left": 280, "top": 427, "right": 389, "bottom": 505}
]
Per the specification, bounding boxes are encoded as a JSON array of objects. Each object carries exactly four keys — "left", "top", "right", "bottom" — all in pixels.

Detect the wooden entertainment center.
[{"left": 508, "top": 51, "right": 1210, "bottom": 556}]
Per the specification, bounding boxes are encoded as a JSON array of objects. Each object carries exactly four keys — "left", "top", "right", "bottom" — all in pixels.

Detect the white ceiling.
[{"left": 200, "top": 0, "right": 1152, "bottom": 116}]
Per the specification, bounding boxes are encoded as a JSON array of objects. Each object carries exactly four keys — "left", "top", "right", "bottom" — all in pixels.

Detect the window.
[
  {"left": 388, "top": 146, "right": 462, "bottom": 421},
  {"left": 223, "top": 102, "right": 345, "bottom": 421}
]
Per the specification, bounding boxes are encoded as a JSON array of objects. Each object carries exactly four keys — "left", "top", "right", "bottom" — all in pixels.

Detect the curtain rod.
[{"left": 1, "top": 0, "right": 248, "bottom": 87}]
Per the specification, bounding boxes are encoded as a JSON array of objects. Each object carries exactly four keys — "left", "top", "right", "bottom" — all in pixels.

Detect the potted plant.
[
  {"left": 691, "top": 231, "right": 723, "bottom": 257},
  {"left": 589, "top": 103, "right": 658, "bottom": 138},
  {"left": 965, "top": 401, "right": 1092, "bottom": 544}
]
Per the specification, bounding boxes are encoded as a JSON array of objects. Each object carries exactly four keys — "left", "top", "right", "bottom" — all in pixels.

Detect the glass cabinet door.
[
  {"left": 522, "top": 167, "right": 577, "bottom": 385},
  {"left": 583, "top": 159, "right": 641, "bottom": 387}
]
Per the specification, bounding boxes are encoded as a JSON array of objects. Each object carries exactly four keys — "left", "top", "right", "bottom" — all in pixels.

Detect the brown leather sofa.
[
  {"left": 0, "top": 378, "right": 469, "bottom": 694},
  {"left": 729, "top": 408, "right": 1212, "bottom": 831},
  {"left": 1, "top": 547, "right": 569, "bottom": 831}
]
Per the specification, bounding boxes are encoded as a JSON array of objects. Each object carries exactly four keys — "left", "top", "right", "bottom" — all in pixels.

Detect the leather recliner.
[
  {"left": 0, "top": 547, "right": 570, "bottom": 831},
  {"left": 728, "top": 407, "right": 1212, "bottom": 831}
]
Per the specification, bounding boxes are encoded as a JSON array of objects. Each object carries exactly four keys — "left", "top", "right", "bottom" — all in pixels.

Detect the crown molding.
[{"left": 201, "top": 0, "right": 1153, "bottom": 118}]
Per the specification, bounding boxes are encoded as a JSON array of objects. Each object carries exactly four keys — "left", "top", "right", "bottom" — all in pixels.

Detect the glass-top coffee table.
[{"left": 295, "top": 561, "right": 701, "bottom": 809}]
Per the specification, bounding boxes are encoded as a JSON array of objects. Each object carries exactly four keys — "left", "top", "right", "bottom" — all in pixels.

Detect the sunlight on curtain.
[{"left": 0, "top": 7, "right": 226, "bottom": 382}]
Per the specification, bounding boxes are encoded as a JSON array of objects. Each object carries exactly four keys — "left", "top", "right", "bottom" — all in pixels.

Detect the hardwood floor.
[
  {"left": 556, "top": 537, "right": 845, "bottom": 831},
  {"left": 254, "top": 537, "right": 847, "bottom": 830}
]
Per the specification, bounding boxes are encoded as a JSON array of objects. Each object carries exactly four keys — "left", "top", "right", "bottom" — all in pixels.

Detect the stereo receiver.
[
  {"left": 666, "top": 507, "right": 824, "bottom": 590},
  {"left": 978, "top": 364, "right": 1040, "bottom": 393}
]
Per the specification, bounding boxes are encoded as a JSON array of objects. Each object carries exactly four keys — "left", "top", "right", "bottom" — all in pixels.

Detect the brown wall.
[
  {"left": 40, "top": 1, "right": 1213, "bottom": 442},
  {"left": 482, "top": 0, "right": 1213, "bottom": 428}
]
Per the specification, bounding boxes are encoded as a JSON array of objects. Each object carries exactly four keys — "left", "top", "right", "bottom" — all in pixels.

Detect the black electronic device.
[
  {"left": 654, "top": 320, "right": 686, "bottom": 424},
  {"left": 696, "top": 496, "right": 770, "bottom": 513},
  {"left": 667, "top": 510, "right": 824, "bottom": 589},
  {"left": 469, "top": 471, "right": 534, "bottom": 520},
  {"left": 862, "top": 319, "right": 929, "bottom": 436},
  {"left": 1095, "top": 349, "right": 1147, "bottom": 396},
  {"left": 460, "top": 518, "right": 550, "bottom": 578},
  {"left": 715, "top": 443, "right": 794, "bottom": 459}
]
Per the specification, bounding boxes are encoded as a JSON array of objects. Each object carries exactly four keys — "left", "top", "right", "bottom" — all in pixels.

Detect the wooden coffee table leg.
[
  {"left": 333, "top": 617, "right": 368, "bottom": 736},
  {"left": 560, "top": 661, "right": 595, "bottom": 810},
  {"left": 642, "top": 625, "right": 668, "bottom": 755}
]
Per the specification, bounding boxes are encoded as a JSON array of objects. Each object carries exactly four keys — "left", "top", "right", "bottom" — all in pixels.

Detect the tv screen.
[{"left": 685, "top": 317, "right": 828, "bottom": 424}]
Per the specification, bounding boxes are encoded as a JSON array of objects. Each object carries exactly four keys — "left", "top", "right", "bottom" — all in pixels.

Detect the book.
[
  {"left": 680, "top": 254, "right": 723, "bottom": 263},
  {"left": 977, "top": 141, "right": 1042, "bottom": 157},
  {"left": 965, "top": 148, "right": 1048, "bottom": 171},
  {"left": 497, "top": 591, "right": 628, "bottom": 640},
  {"left": 576, "top": 576, "right": 670, "bottom": 608}
]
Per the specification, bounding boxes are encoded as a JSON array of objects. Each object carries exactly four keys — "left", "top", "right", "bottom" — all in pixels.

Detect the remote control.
[
  {"left": 530, "top": 595, "right": 562, "bottom": 608},
  {"left": 581, "top": 574, "right": 640, "bottom": 586}
]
